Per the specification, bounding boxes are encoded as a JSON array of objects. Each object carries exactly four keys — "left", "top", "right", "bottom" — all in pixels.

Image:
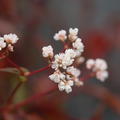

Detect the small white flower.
[
  {"left": 0, "top": 37, "right": 6, "bottom": 50},
  {"left": 65, "top": 49, "right": 76, "bottom": 58},
  {"left": 62, "top": 55, "right": 74, "bottom": 69},
  {"left": 75, "top": 79, "right": 84, "bottom": 86},
  {"left": 69, "top": 28, "right": 79, "bottom": 36},
  {"left": 67, "top": 80, "right": 74, "bottom": 86},
  {"left": 8, "top": 44, "right": 14, "bottom": 52},
  {"left": 65, "top": 85, "right": 72, "bottom": 93},
  {"left": 58, "top": 80, "right": 73, "bottom": 93},
  {"left": 72, "top": 38, "right": 84, "bottom": 52},
  {"left": 54, "top": 53, "right": 65, "bottom": 68},
  {"left": 49, "top": 71, "right": 65, "bottom": 83},
  {"left": 51, "top": 61, "right": 59, "bottom": 70},
  {"left": 53, "top": 53, "right": 74, "bottom": 69},
  {"left": 76, "top": 56, "right": 85, "bottom": 65},
  {"left": 74, "top": 50, "right": 82, "bottom": 57},
  {"left": 67, "top": 66, "right": 80, "bottom": 77},
  {"left": 58, "top": 81, "right": 65, "bottom": 91},
  {"left": 86, "top": 59, "right": 95, "bottom": 69},
  {"left": 54, "top": 53, "right": 65, "bottom": 63},
  {"left": 94, "top": 59, "right": 108, "bottom": 71},
  {"left": 42, "top": 45, "right": 54, "bottom": 58},
  {"left": 68, "top": 28, "right": 79, "bottom": 42},
  {"left": 54, "top": 30, "right": 67, "bottom": 41},
  {"left": 65, "top": 80, "right": 74, "bottom": 93},
  {"left": 96, "top": 70, "right": 108, "bottom": 82},
  {"left": 49, "top": 73, "right": 60, "bottom": 83},
  {"left": 4, "top": 33, "right": 19, "bottom": 44}
]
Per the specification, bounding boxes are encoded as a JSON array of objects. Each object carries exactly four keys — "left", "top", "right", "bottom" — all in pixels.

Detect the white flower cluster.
[
  {"left": 49, "top": 66, "right": 82, "bottom": 93},
  {"left": 42, "top": 28, "right": 109, "bottom": 93},
  {"left": 42, "top": 28, "right": 84, "bottom": 93},
  {"left": 0, "top": 33, "right": 19, "bottom": 52},
  {"left": 0, "top": 37, "right": 6, "bottom": 51},
  {"left": 69, "top": 28, "right": 78, "bottom": 42},
  {"left": 54, "top": 30, "right": 67, "bottom": 41},
  {"left": 86, "top": 58, "right": 108, "bottom": 82},
  {"left": 42, "top": 45, "right": 54, "bottom": 58}
]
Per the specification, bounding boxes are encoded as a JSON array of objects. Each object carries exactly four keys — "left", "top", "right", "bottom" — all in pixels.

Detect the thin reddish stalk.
[
  {"left": 27, "top": 65, "right": 50, "bottom": 76},
  {"left": 6, "top": 82, "right": 23, "bottom": 105},
  {"left": 7, "top": 72, "right": 94, "bottom": 111},
  {"left": 10, "top": 86, "right": 57, "bottom": 110},
  {"left": 6, "top": 58, "right": 24, "bottom": 75}
]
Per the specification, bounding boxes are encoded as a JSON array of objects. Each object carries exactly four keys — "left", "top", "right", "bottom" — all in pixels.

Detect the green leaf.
[
  {"left": 0, "top": 67, "right": 20, "bottom": 75},
  {"left": 0, "top": 67, "right": 29, "bottom": 75}
]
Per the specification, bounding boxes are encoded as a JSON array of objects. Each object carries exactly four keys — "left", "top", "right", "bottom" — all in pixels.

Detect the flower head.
[
  {"left": 52, "top": 53, "right": 74, "bottom": 69},
  {"left": 42, "top": 45, "right": 54, "bottom": 58},
  {"left": 49, "top": 70, "right": 65, "bottom": 83},
  {"left": 94, "top": 59, "right": 108, "bottom": 71},
  {"left": 68, "top": 28, "right": 79, "bottom": 42},
  {"left": 69, "top": 28, "right": 78, "bottom": 36},
  {"left": 0, "top": 37, "right": 6, "bottom": 51},
  {"left": 65, "top": 49, "right": 76, "bottom": 58},
  {"left": 67, "top": 66, "right": 80, "bottom": 78},
  {"left": 58, "top": 80, "right": 74, "bottom": 93},
  {"left": 72, "top": 38, "right": 84, "bottom": 52},
  {"left": 96, "top": 70, "right": 108, "bottom": 82},
  {"left": 54, "top": 30, "right": 67, "bottom": 41},
  {"left": 0, "top": 33, "right": 19, "bottom": 54},
  {"left": 86, "top": 58, "right": 108, "bottom": 81},
  {"left": 75, "top": 79, "right": 84, "bottom": 86},
  {"left": 4, "top": 33, "right": 19, "bottom": 44},
  {"left": 86, "top": 59, "right": 95, "bottom": 69},
  {"left": 75, "top": 56, "right": 85, "bottom": 65}
]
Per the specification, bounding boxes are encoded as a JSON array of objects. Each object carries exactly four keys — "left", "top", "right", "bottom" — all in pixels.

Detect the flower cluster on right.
[
  {"left": 86, "top": 59, "right": 108, "bottom": 82},
  {"left": 42, "top": 28, "right": 109, "bottom": 93}
]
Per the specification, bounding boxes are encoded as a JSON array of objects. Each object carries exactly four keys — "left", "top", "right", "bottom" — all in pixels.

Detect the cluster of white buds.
[
  {"left": 0, "top": 37, "right": 6, "bottom": 51},
  {"left": 42, "top": 45, "right": 54, "bottom": 58},
  {"left": 42, "top": 28, "right": 109, "bottom": 93},
  {"left": 0, "top": 33, "right": 19, "bottom": 52},
  {"left": 42, "top": 28, "right": 84, "bottom": 93},
  {"left": 54, "top": 30, "right": 67, "bottom": 41},
  {"left": 86, "top": 59, "right": 108, "bottom": 82}
]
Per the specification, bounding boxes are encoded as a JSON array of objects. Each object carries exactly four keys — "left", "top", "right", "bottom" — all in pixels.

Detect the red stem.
[
  {"left": 11, "top": 86, "right": 57, "bottom": 110},
  {"left": 7, "top": 72, "right": 94, "bottom": 110},
  {"left": 6, "top": 58, "right": 24, "bottom": 75},
  {"left": 27, "top": 65, "right": 51, "bottom": 76}
]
